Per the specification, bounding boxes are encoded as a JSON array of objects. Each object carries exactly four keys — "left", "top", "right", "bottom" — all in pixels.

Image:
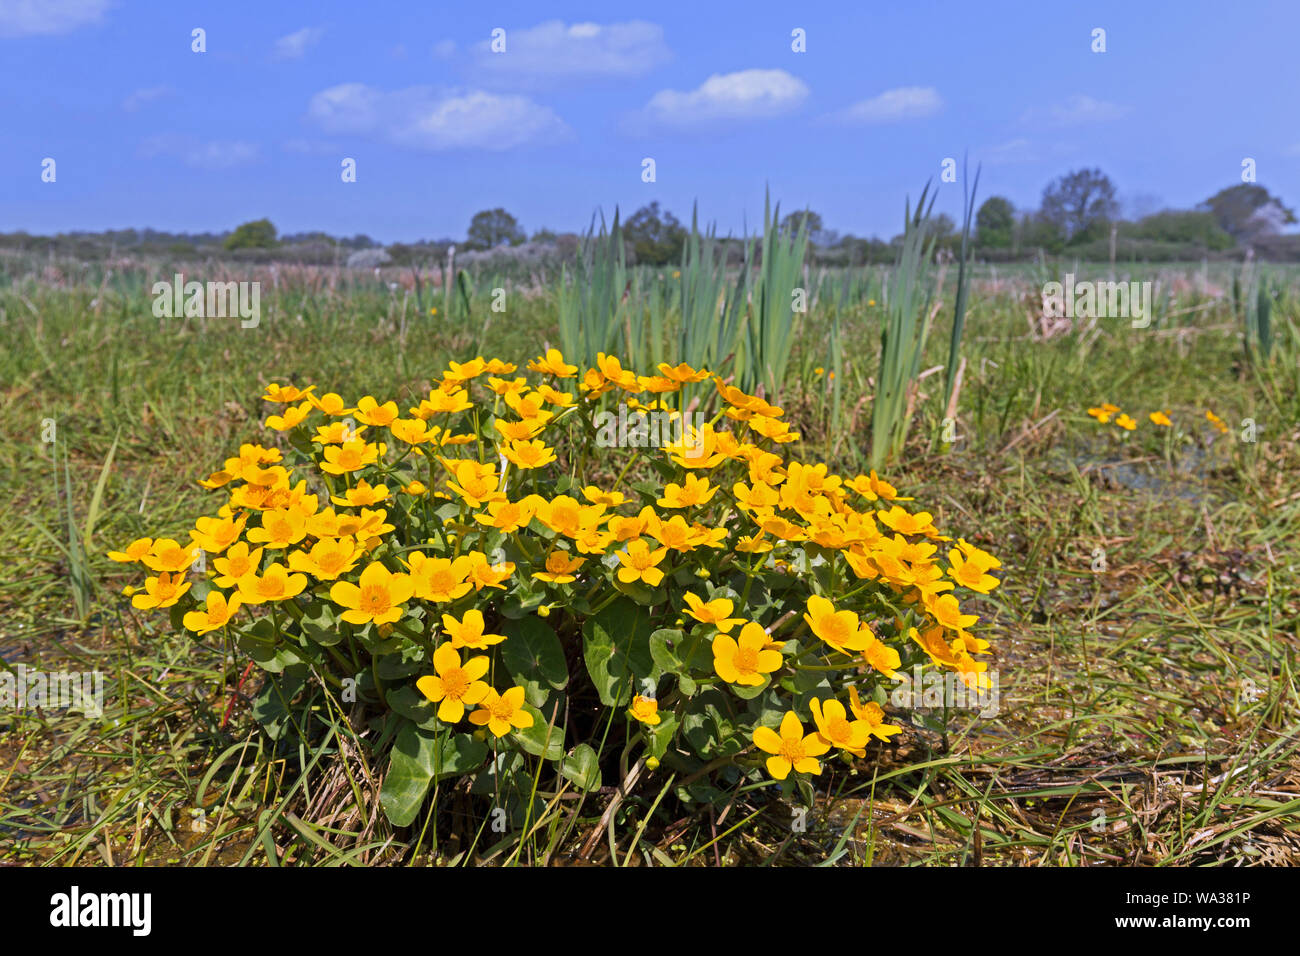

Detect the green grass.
[{"left": 2, "top": 253, "right": 1297, "bottom": 865}]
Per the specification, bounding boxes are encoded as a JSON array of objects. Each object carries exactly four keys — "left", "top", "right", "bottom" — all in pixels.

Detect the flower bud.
[{"left": 645, "top": 756, "right": 660, "bottom": 770}]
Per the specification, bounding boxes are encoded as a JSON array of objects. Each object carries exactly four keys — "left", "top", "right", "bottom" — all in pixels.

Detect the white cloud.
[
  {"left": 638, "top": 69, "right": 808, "bottom": 127},
  {"left": 1023, "top": 94, "right": 1128, "bottom": 127},
  {"left": 982, "top": 138, "right": 1037, "bottom": 165},
  {"left": 274, "top": 26, "right": 324, "bottom": 61},
  {"left": 0, "top": 0, "right": 108, "bottom": 37},
  {"left": 139, "top": 134, "right": 260, "bottom": 170},
  {"left": 122, "top": 85, "right": 172, "bottom": 112},
  {"left": 472, "top": 20, "right": 669, "bottom": 79},
  {"left": 827, "top": 86, "right": 942, "bottom": 125},
  {"left": 306, "top": 83, "right": 570, "bottom": 151}
]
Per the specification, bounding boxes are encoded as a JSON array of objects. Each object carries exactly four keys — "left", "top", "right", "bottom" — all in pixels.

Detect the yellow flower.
[
  {"left": 354, "top": 396, "right": 399, "bottom": 427},
  {"left": 647, "top": 514, "right": 695, "bottom": 552},
  {"left": 329, "top": 562, "right": 413, "bottom": 625},
  {"left": 307, "top": 392, "right": 355, "bottom": 416},
  {"left": 330, "top": 478, "right": 391, "bottom": 508},
  {"left": 948, "top": 547, "right": 1000, "bottom": 594},
  {"left": 142, "top": 538, "right": 201, "bottom": 574},
  {"left": 924, "top": 592, "right": 979, "bottom": 635},
  {"left": 528, "top": 348, "right": 578, "bottom": 378},
  {"left": 712, "top": 621, "right": 783, "bottom": 686},
  {"left": 213, "top": 542, "right": 263, "bottom": 587},
  {"left": 752, "top": 711, "right": 830, "bottom": 779},
  {"left": 406, "top": 553, "right": 474, "bottom": 602},
  {"left": 263, "top": 383, "right": 315, "bottom": 403},
  {"left": 321, "top": 440, "right": 382, "bottom": 475},
  {"left": 657, "top": 473, "right": 717, "bottom": 509},
  {"left": 581, "top": 486, "right": 626, "bottom": 508},
  {"left": 469, "top": 686, "right": 535, "bottom": 737},
  {"left": 846, "top": 470, "right": 911, "bottom": 502},
  {"left": 182, "top": 591, "right": 242, "bottom": 636},
  {"left": 803, "top": 595, "right": 868, "bottom": 653},
  {"left": 236, "top": 562, "right": 308, "bottom": 605},
  {"left": 532, "top": 549, "right": 585, "bottom": 584},
  {"left": 493, "top": 417, "right": 546, "bottom": 443},
  {"left": 502, "top": 438, "right": 557, "bottom": 469},
  {"left": 388, "top": 418, "right": 434, "bottom": 445},
  {"left": 682, "top": 592, "right": 745, "bottom": 633},
  {"left": 416, "top": 644, "right": 491, "bottom": 723},
  {"left": 412, "top": 387, "right": 473, "bottom": 418},
  {"left": 403, "top": 480, "right": 428, "bottom": 496},
  {"left": 466, "top": 553, "right": 515, "bottom": 590},
  {"left": 848, "top": 687, "right": 903, "bottom": 741},
  {"left": 288, "top": 537, "right": 360, "bottom": 581},
  {"left": 656, "top": 361, "right": 709, "bottom": 384},
  {"left": 107, "top": 537, "right": 153, "bottom": 563},
  {"left": 474, "top": 498, "right": 536, "bottom": 534},
  {"left": 878, "top": 506, "right": 939, "bottom": 537},
  {"left": 264, "top": 401, "right": 312, "bottom": 431},
  {"left": 246, "top": 507, "right": 309, "bottom": 549},
  {"left": 1114, "top": 413, "right": 1137, "bottom": 431},
  {"left": 442, "top": 458, "right": 505, "bottom": 507},
  {"left": 1149, "top": 410, "right": 1172, "bottom": 427},
  {"left": 628, "top": 695, "right": 662, "bottom": 725},
  {"left": 487, "top": 376, "right": 529, "bottom": 397},
  {"left": 1087, "top": 406, "right": 1114, "bottom": 423},
  {"left": 441, "top": 609, "right": 506, "bottom": 650},
  {"left": 860, "top": 628, "right": 902, "bottom": 679},
  {"left": 810, "top": 697, "right": 870, "bottom": 756},
  {"left": 189, "top": 514, "right": 247, "bottom": 555},
  {"left": 536, "top": 384, "right": 575, "bottom": 407},
  {"left": 615, "top": 539, "right": 668, "bottom": 587},
  {"left": 131, "top": 572, "right": 191, "bottom": 609}
]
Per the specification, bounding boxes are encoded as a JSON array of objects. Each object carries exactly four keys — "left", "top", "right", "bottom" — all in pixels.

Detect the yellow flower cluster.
[{"left": 113, "top": 349, "right": 1000, "bottom": 778}]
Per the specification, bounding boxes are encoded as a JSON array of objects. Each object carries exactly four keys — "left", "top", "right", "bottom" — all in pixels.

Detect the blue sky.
[{"left": 2, "top": 0, "right": 1297, "bottom": 242}]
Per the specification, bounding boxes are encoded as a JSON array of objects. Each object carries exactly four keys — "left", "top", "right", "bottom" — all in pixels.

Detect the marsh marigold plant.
[{"left": 115, "top": 351, "right": 999, "bottom": 824}]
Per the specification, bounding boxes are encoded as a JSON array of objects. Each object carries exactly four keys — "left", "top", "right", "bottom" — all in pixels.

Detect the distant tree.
[
  {"left": 975, "top": 196, "right": 1015, "bottom": 248},
  {"left": 1200, "top": 184, "right": 1296, "bottom": 242},
  {"left": 1039, "top": 169, "right": 1119, "bottom": 244},
  {"left": 779, "top": 209, "right": 825, "bottom": 242},
  {"left": 466, "top": 209, "right": 525, "bottom": 250},
  {"left": 1126, "top": 210, "right": 1234, "bottom": 250},
  {"left": 1019, "top": 211, "right": 1066, "bottom": 254},
  {"left": 623, "top": 202, "right": 687, "bottom": 265},
  {"left": 530, "top": 227, "right": 559, "bottom": 243},
  {"left": 224, "top": 218, "right": 277, "bottom": 250}
]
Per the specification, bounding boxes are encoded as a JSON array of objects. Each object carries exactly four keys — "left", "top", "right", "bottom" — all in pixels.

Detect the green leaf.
[
  {"left": 649, "top": 628, "right": 684, "bottom": 677},
  {"left": 645, "top": 712, "right": 680, "bottom": 760},
  {"left": 299, "top": 602, "right": 343, "bottom": 647},
  {"left": 375, "top": 642, "right": 428, "bottom": 681},
  {"left": 560, "top": 743, "right": 601, "bottom": 791},
  {"left": 500, "top": 616, "right": 568, "bottom": 707},
  {"left": 380, "top": 724, "right": 488, "bottom": 827},
  {"left": 512, "top": 701, "right": 565, "bottom": 760},
  {"left": 380, "top": 722, "right": 440, "bottom": 827},
  {"left": 385, "top": 683, "right": 440, "bottom": 730},
  {"left": 581, "top": 597, "right": 653, "bottom": 707}
]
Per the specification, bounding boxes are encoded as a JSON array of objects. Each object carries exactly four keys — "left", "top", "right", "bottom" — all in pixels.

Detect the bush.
[{"left": 113, "top": 352, "right": 1000, "bottom": 826}]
